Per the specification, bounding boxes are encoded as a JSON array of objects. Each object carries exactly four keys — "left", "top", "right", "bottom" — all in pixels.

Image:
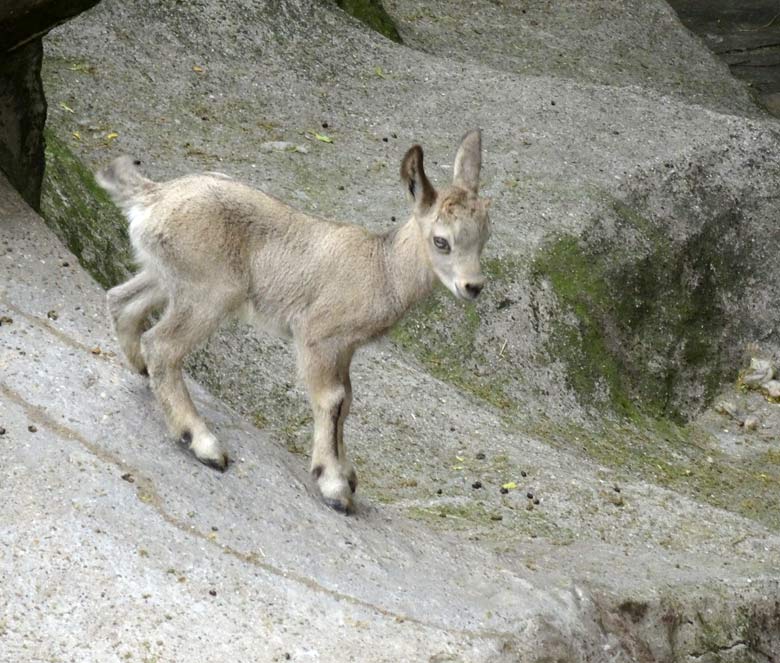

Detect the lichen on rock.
[
  {"left": 39, "top": 128, "right": 134, "bottom": 289},
  {"left": 532, "top": 150, "right": 780, "bottom": 422}
]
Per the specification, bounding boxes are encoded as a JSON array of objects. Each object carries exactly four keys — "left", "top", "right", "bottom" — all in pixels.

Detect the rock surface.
[
  {"left": 0, "top": 0, "right": 101, "bottom": 210},
  {"left": 0, "top": 40, "right": 46, "bottom": 210},
  {"left": 667, "top": 0, "right": 780, "bottom": 115},
  {"left": 2, "top": 0, "right": 780, "bottom": 660},
  {"left": 4, "top": 165, "right": 780, "bottom": 661}
]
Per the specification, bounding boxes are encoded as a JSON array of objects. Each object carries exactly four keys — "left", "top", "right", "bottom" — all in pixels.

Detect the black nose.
[{"left": 465, "top": 283, "right": 483, "bottom": 299}]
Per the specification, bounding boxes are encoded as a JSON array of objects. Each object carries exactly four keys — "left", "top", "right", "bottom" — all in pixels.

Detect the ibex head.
[{"left": 400, "top": 129, "right": 491, "bottom": 301}]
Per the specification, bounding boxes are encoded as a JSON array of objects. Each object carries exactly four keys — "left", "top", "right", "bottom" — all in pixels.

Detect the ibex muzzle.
[{"left": 99, "top": 130, "right": 491, "bottom": 513}]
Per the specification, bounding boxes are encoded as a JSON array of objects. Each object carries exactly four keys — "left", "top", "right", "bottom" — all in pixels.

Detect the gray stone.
[
  {"left": 743, "top": 358, "right": 775, "bottom": 387},
  {"left": 743, "top": 415, "right": 760, "bottom": 431},
  {"left": 715, "top": 400, "right": 739, "bottom": 420},
  {"left": 260, "top": 140, "right": 310, "bottom": 154},
  {"left": 764, "top": 380, "right": 780, "bottom": 399}
]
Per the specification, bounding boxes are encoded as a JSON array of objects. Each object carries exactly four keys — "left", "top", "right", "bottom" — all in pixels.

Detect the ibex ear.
[
  {"left": 453, "top": 129, "right": 481, "bottom": 194},
  {"left": 400, "top": 144, "right": 436, "bottom": 212}
]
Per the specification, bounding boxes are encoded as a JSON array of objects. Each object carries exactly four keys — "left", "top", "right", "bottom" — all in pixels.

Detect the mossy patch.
[
  {"left": 690, "top": 600, "right": 780, "bottom": 660},
  {"left": 656, "top": 594, "right": 780, "bottom": 660},
  {"left": 532, "top": 414, "right": 780, "bottom": 531},
  {"left": 389, "top": 284, "right": 513, "bottom": 410},
  {"left": 405, "top": 496, "right": 575, "bottom": 547},
  {"left": 531, "top": 193, "right": 753, "bottom": 421},
  {"left": 334, "top": 0, "right": 402, "bottom": 43},
  {"left": 532, "top": 235, "right": 636, "bottom": 418},
  {"left": 186, "top": 342, "right": 313, "bottom": 456},
  {"left": 40, "top": 128, "right": 134, "bottom": 289}
]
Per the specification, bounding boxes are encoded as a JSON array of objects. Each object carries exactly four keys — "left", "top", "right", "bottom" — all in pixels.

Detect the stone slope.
[{"left": 3, "top": 164, "right": 780, "bottom": 662}]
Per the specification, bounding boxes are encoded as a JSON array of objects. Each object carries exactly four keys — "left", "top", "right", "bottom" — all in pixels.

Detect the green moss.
[
  {"left": 389, "top": 287, "right": 513, "bottom": 410},
  {"left": 532, "top": 235, "right": 636, "bottom": 418},
  {"left": 531, "top": 193, "right": 752, "bottom": 421},
  {"left": 735, "top": 603, "right": 780, "bottom": 656},
  {"left": 40, "top": 129, "right": 134, "bottom": 289},
  {"left": 483, "top": 255, "right": 522, "bottom": 282},
  {"left": 405, "top": 497, "right": 574, "bottom": 546},
  {"left": 688, "top": 602, "right": 780, "bottom": 660},
  {"left": 388, "top": 254, "right": 534, "bottom": 411},
  {"left": 334, "top": 0, "right": 402, "bottom": 43},
  {"left": 531, "top": 415, "right": 780, "bottom": 531}
]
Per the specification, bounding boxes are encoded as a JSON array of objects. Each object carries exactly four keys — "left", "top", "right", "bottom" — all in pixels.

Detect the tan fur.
[{"left": 99, "top": 130, "right": 491, "bottom": 512}]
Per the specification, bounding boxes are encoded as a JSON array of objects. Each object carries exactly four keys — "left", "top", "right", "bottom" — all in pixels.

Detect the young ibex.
[{"left": 99, "top": 130, "right": 491, "bottom": 512}]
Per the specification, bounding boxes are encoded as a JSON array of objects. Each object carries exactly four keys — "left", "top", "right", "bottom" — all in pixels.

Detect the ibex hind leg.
[
  {"left": 140, "top": 296, "right": 229, "bottom": 470},
  {"left": 107, "top": 270, "right": 166, "bottom": 375}
]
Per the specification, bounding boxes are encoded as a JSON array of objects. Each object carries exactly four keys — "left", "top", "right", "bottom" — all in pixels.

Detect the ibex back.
[{"left": 98, "top": 130, "right": 491, "bottom": 513}]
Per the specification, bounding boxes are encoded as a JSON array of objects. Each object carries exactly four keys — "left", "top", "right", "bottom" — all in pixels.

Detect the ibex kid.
[{"left": 99, "top": 130, "right": 491, "bottom": 513}]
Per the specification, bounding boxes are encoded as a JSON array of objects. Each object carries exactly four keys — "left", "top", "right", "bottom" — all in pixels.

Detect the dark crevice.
[
  {"left": 715, "top": 41, "right": 780, "bottom": 55},
  {"left": 332, "top": 0, "right": 401, "bottom": 43},
  {"left": 667, "top": 1, "right": 780, "bottom": 115}
]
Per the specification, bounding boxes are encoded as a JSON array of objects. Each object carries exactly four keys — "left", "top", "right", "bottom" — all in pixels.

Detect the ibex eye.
[{"left": 433, "top": 236, "right": 450, "bottom": 253}]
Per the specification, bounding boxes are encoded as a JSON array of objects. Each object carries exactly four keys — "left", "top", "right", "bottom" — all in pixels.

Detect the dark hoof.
[
  {"left": 139, "top": 366, "right": 149, "bottom": 377},
  {"left": 199, "top": 453, "right": 230, "bottom": 473},
  {"left": 347, "top": 469, "right": 358, "bottom": 494},
  {"left": 323, "top": 497, "right": 352, "bottom": 514},
  {"left": 177, "top": 432, "right": 229, "bottom": 472}
]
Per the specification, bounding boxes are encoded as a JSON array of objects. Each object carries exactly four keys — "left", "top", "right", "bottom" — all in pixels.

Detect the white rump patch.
[{"left": 127, "top": 204, "right": 151, "bottom": 250}]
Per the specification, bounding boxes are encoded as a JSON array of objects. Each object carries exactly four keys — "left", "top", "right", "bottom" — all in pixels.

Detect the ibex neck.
[{"left": 383, "top": 217, "right": 435, "bottom": 317}]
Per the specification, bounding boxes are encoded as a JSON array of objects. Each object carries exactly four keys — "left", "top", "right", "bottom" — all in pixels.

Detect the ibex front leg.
[
  {"left": 337, "top": 366, "right": 357, "bottom": 495},
  {"left": 300, "top": 343, "right": 357, "bottom": 513}
]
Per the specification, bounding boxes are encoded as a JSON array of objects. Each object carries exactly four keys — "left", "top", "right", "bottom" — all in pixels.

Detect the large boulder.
[
  {"left": 0, "top": 40, "right": 46, "bottom": 210},
  {"left": 1, "top": 0, "right": 102, "bottom": 50},
  {"left": 0, "top": 0, "right": 100, "bottom": 210}
]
